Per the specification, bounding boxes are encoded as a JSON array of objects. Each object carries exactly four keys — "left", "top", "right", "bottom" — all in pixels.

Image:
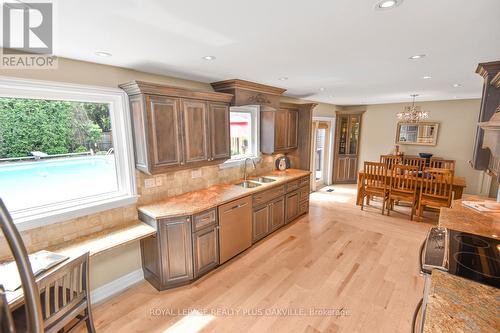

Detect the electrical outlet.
[
  {"left": 144, "top": 178, "right": 156, "bottom": 188},
  {"left": 191, "top": 169, "right": 202, "bottom": 178}
]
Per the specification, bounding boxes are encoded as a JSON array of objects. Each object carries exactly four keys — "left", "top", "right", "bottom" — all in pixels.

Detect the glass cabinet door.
[
  {"left": 338, "top": 115, "right": 349, "bottom": 155},
  {"left": 348, "top": 115, "right": 360, "bottom": 155}
]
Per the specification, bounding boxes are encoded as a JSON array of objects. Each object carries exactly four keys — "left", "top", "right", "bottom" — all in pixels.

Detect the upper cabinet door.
[
  {"left": 274, "top": 110, "right": 288, "bottom": 150},
  {"left": 147, "top": 95, "right": 182, "bottom": 169},
  {"left": 209, "top": 103, "right": 230, "bottom": 160},
  {"left": 180, "top": 99, "right": 210, "bottom": 165},
  {"left": 287, "top": 110, "right": 298, "bottom": 149}
]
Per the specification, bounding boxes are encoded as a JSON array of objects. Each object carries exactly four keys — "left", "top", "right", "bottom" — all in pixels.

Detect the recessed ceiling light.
[
  {"left": 278, "top": 77, "right": 288, "bottom": 81},
  {"left": 422, "top": 76, "right": 432, "bottom": 79},
  {"left": 453, "top": 83, "right": 462, "bottom": 87},
  {"left": 409, "top": 54, "right": 426, "bottom": 60},
  {"left": 95, "top": 51, "right": 112, "bottom": 57},
  {"left": 374, "top": 0, "right": 402, "bottom": 10},
  {"left": 319, "top": 87, "right": 325, "bottom": 92},
  {"left": 202, "top": 55, "right": 216, "bottom": 61}
]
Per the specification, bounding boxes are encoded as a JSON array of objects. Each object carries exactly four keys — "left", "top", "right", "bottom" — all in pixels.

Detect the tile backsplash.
[{"left": 0, "top": 155, "right": 277, "bottom": 259}]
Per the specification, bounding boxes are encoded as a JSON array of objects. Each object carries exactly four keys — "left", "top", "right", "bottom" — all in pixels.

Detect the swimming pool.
[{"left": 0, "top": 156, "right": 118, "bottom": 211}]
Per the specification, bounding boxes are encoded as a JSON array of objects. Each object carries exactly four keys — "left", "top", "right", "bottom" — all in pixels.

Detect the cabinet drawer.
[
  {"left": 299, "top": 200, "right": 309, "bottom": 215},
  {"left": 299, "top": 186, "right": 310, "bottom": 202},
  {"left": 300, "top": 176, "right": 310, "bottom": 187},
  {"left": 193, "top": 209, "right": 217, "bottom": 231},
  {"left": 253, "top": 185, "right": 285, "bottom": 206},
  {"left": 286, "top": 180, "right": 300, "bottom": 192}
]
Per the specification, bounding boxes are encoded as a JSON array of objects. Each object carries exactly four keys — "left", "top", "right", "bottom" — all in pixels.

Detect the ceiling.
[{"left": 48, "top": 0, "right": 500, "bottom": 104}]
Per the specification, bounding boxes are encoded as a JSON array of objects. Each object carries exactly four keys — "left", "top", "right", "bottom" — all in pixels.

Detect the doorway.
[{"left": 310, "top": 117, "right": 335, "bottom": 191}]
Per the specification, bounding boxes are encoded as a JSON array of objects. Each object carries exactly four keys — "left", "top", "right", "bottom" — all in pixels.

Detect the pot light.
[
  {"left": 422, "top": 76, "right": 432, "bottom": 79},
  {"left": 453, "top": 83, "right": 462, "bottom": 87},
  {"left": 319, "top": 87, "right": 325, "bottom": 92},
  {"left": 202, "top": 56, "right": 216, "bottom": 61},
  {"left": 409, "top": 54, "right": 426, "bottom": 60},
  {"left": 375, "top": 0, "right": 402, "bottom": 10},
  {"left": 278, "top": 77, "right": 288, "bottom": 81},
  {"left": 95, "top": 51, "right": 112, "bottom": 57}
]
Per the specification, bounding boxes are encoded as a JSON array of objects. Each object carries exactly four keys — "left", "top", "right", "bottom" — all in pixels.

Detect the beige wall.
[
  {"left": 358, "top": 99, "right": 486, "bottom": 195},
  {"left": 0, "top": 57, "right": 319, "bottom": 290}
]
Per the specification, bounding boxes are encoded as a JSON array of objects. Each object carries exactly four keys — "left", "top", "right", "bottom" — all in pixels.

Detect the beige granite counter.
[
  {"left": 423, "top": 270, "right": 500, "bottom": 333},
  {"left": 423, "top": 195, "right": 500, "bottom": 332},
  {"left": 138, "top": 169, "right": 311, "bottom": 219},
  {"left": 439, "top": 195, "right": 500, "bottom": 239}
]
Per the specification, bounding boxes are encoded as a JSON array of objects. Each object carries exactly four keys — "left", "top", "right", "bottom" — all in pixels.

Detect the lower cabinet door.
[
  {"left": 269, "top": 197, "right": 285, "bottom": 231},
  {"left": 193, "top": 225, "right": 219, "bottom": 278},
  {"left": 159, "top": 217, "right": 194, "bottom": 286},
  {"left": 252, "top": 204, "right": 270, "bottom": 242},
  {"left": 285, "top": 191, "right": 300, "bottom": 223}
]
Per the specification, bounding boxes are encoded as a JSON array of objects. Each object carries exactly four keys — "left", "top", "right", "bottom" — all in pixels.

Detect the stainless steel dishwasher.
[{"left": 218, "top": 196, "right": 252, "bottom": 264}]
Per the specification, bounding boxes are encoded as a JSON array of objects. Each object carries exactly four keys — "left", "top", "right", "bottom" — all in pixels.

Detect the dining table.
[{"left": 356, "top": 170, "right": 467, "bottom": 206}]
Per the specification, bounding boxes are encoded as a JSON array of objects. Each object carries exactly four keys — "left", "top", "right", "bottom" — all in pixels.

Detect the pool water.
[{"left": 0, "top": 156, "right": 118, "bottom": 211}]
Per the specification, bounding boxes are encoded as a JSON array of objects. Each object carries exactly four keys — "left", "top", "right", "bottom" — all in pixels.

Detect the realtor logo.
[{"left": 1, "top": 1, "right": 57, "bottom": 68}]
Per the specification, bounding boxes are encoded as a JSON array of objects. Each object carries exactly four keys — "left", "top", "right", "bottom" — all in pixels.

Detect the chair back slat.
[
  {"left": 390, "top": 165, "right": 419, "bottom": 192},
  {"left": 402, "top": 156, "right": 426, "bottom": 171},
  {"left": 364, "top": 162, "right": 388, "bottom": 188},
  {"left": 429, "top": 158, "right": 455, "bottom": 171},
  {"left": 420, "top": 168, "right": 454, "bottom": 201},
  {"left": 380, "top": 155, "right": 401, "bottom": 169},
  {"left": 36, "top": 253, "right": 90, "bottom": 332}
]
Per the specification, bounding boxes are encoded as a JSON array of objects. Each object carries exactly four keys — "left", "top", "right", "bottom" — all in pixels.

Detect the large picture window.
[{"left": 0, "top": 77, "right": 136, "bottom": 230}]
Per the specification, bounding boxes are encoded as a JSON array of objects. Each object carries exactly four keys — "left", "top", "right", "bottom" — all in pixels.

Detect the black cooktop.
[{"left": 447, "top": 230, "right": 500, "bottom": 288}]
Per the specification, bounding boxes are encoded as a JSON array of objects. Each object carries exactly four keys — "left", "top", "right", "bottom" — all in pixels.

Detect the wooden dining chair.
[
  {"left": 361, "top": 162, "right": 389, "bottom": 214},
  {"left": 386, "top": 165, "right": 419, "bottom": 220},
  {"left": 418, "top": 168, "right": 454, "bottom": 218},
  {"left": 13, "top": 253, "right": 96, "bottom": 333},
  {"left": 402, "top": 156, "right": 426, "bottom": 171},
  {"left": 380, "top": 155, "right": 402, "bottom": 169},
  {"left": 429, "top": 158, "right": 455, "bottom": 171}
]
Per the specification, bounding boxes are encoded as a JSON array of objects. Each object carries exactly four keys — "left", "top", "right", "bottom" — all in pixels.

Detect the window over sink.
[
  {"left": 0, "top": 77, "right": 136, "bottom": 230},
  {"left": 223, "top": 105, "right": 260, "bottom": 167}
]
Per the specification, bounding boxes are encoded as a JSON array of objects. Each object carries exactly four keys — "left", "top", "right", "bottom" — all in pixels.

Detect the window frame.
[
  {"left": 221, "top": 105, "right": 261, "bottom": 169},
  {"left": 0, "top": 76, "right": 137, "bottom": 231}
]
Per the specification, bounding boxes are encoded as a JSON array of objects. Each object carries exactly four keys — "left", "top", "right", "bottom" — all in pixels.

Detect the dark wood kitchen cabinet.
[
  {"left": 261, "top": 107, "right": 299, "bottom": 154},
  {"left": 192, "top": 224, "right": 219, "bottom": 278},
  {"left": 209, "top": 103, "right": 231, "bottom": 160},
  {"left": 180, "top": 99, "right": 210, "bottom": 165},
  {"left": 269, "top": 196, "right": 285, "bottom": 231},
  {"left": 252, "top": 204, "right": 270, "bottom": 242},
  {"left": 159, "top": 216, "right": 194, "bottom": 287},
  {"left": 285, "top": 190, "right": 300, "bottom": 223},
  {"left": 139, "top": 208, "right": 219, "bottom": 290},
  {"left": 120, "top": 81, "right": 233, "bottom": 174}
]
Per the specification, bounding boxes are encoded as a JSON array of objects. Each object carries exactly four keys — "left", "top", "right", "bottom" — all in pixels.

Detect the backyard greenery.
[{"left": 0, "top": 98, "right": 110, "bottom": 158}]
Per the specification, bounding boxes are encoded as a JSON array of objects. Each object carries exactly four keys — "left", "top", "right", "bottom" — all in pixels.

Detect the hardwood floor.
[{"left": 82, "top": 185, "right": 438, "bottom": 333}]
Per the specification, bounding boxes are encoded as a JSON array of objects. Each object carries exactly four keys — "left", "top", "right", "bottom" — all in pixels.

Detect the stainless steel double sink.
[{"left": 234, "top": 177, "right": 276, "bottom": 188}]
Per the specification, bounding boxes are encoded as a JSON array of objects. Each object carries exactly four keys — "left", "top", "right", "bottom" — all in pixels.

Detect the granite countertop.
[
  {"left": 423, "top": 270, "right": 500, "bottom": 333},
  {"left": 423, "top": 195, "right": 500, "bottom": 332},
  {"left": 439, "top": 195, "right": 500, "bottom": 239},
  {"left": 138, "top": 169, "right": 311, "bottom": 219}
]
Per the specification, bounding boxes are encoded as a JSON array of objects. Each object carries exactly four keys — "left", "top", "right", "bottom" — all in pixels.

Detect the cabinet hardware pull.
[{"left": 223, "top": 202, "right": 248, "bottom": 213}]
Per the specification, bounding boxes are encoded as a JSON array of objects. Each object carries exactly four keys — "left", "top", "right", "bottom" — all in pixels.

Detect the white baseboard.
[{"left": 90, "top": 269, "right": 144, "bottom": 305}]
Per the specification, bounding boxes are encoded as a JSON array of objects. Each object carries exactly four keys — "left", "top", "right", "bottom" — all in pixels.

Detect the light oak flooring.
[{"left": 82, "top": 185, "right": 438, "bottom": 333}]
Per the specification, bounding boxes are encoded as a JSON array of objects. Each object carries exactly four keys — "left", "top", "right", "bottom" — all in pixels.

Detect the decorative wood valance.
[
  {"left": 119, "top": 81, "right": 233, "bottom": 103},
  {"left": 211, "top": 79, "right": 286, "bottom": 109}
]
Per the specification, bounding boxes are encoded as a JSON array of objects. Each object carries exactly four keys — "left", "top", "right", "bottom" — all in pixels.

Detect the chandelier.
[{"left": 397, "top": 94, "right": 429, "bottom": 123}]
